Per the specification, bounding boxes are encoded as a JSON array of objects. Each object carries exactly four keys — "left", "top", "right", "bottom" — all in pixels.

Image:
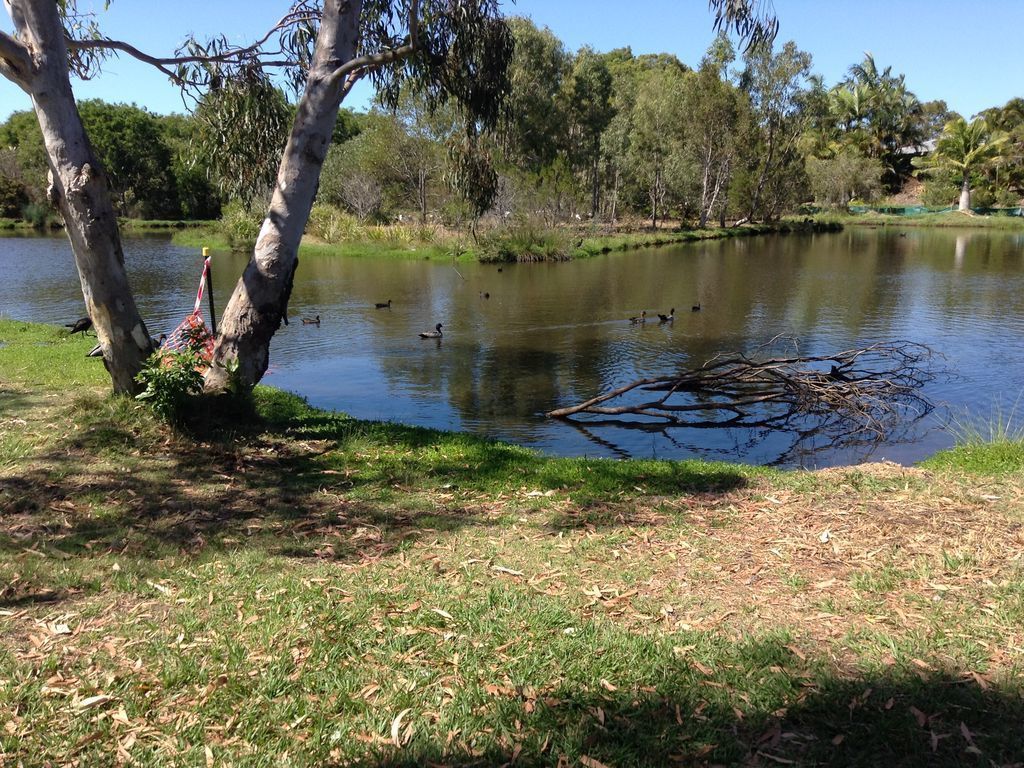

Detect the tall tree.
[
  {"left": 627, "top": 64, "right": 688, "bottom": 228},
  {"left": 499, "top": 17, "right": 570, "bottom": 174},
  {"left": 684, "top": 41, "right": 749, "bottom": 227},
  {"left": 564, "top": 48, "right": 615, "bottom": 218},
  {"left": 737, "top": 41, "right": 813, "bottom": 221}
]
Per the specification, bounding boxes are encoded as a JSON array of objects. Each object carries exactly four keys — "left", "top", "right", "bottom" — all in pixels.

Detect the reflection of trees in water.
[{"left": 565, "top": 410, "right": 929, "bottom": 467}]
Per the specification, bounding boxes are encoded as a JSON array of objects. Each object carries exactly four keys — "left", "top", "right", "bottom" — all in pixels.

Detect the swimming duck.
[
  {"left": 419, "top": 323, "right": 443, "bottom": 339},
  {"left": 375, "top": 299, "right": 392, "bottom": 309},
  {"left": 302, "top": 314, "right": 320, "bottom": 325},
  {"left": 629, "top": 310, "right": 646, "bottom": 324},
  {"left": 65, "top": 316, "right": 92, "bottom": 335},
  {"left": 691, "top": 303, "right": 701, "bottom": 312},
  {"left": 480, "top": 292, "right": 490, "bottom": 299},
  {"left": 657, "top": 308, "right": 675, "bottom": 323}
]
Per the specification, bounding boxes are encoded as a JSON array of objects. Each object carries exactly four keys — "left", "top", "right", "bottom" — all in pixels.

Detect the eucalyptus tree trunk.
[
  {"left": 959, "top": 174, "right": 971, "bottom": 211},
  {"left": 205, "top": 0, "right": 360, "bottom": 391},
  {"left": 3, "top": 0, "right": 152, "bottom": 393}
]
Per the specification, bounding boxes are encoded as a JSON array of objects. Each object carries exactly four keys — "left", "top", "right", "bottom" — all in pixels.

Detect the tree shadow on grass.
[
  {"left": 0, "top": 389, "right": 747, "bottom": 573},
  {"left": 360, "top": 645, "right": 1024, "bottom": 768}
]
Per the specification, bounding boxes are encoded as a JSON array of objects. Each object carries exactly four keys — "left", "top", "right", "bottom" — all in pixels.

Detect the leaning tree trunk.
[
  {"left": 959, "top": 173, "right": 971, "bottom": 212},
  {"left": 205, "top": 0, "right": 360, "bottom": 391},
  {"left": 4, "top": 0, "right": 152, "bottom": 394}
]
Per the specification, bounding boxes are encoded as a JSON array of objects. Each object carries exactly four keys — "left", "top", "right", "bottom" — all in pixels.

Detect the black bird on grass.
[
  {"left": 691, "top": 303, "right": 701, "bottom": 312},
  {"left": 302, "top": 314, "right": 320, "bottom": 325},
  {"left": 657, "top": 308, "right": 675, "bottom": 323},
  {"left": 375, "top": 299, "right": 392, "bottom": 309},
  {"left": 65, "top": 316, "right": 92, "bottom": 335},
  {"left": 88, "top": 333, "right": 167, "bottom": 359},
  {"left": 419, "top": 323, "right": 443, "bottom": 339}
]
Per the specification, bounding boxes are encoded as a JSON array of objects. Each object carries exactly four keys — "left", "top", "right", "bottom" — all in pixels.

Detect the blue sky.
[{"left": 2, "top": 1, "right": 1021, "bottom": 121}]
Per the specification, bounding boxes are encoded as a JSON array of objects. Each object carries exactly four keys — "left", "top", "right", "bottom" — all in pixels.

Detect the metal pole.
[{"left": 203, "top": 246, "right": 217, "bottom": 335}]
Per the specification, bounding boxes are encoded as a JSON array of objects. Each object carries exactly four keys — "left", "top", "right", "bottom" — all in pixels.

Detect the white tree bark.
[
  {"left": 205, "top": 0, "right": 364, "bottom": 391},
  {"left": 2, "top": 0, "right": 153, "bottom": 394},
  {"left": 959, "top": 174, "right": 971, "bottom": 212}
]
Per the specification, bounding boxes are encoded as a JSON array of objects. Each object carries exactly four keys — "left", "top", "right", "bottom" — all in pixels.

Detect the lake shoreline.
[{"left": 170, "top": 219, "right": 844, "bottom": 262}]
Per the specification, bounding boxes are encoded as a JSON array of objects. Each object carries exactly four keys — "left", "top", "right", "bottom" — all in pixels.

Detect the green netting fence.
[{"left": 845, "top": 205, "right": 1023, "bottom": 216}]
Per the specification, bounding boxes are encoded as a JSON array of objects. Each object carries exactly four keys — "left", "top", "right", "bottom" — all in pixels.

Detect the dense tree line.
[
  {"left": 0, "top": 101, "right": 221, "bottom": 220},
  {"left": 2, "top": 19, "right": 1022, "bottom": 232}
]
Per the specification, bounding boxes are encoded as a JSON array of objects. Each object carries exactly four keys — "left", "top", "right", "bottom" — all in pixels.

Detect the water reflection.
[{"left": 2, "top": 228, "right": 1023, "bottom": 467}]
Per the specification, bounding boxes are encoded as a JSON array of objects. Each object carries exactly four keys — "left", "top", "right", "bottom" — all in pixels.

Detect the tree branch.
[
  {"left": 327, "top": 42, "right": 415, "bottom": 87},
  {"left": 328, "top": 0, "right": 420, "bottom": 88},
  {"left": 0, "top": 29, "right": 33, "bottom": 89},
  {"left": 64, "top": 9, "right": 318, "bottom": 81}
]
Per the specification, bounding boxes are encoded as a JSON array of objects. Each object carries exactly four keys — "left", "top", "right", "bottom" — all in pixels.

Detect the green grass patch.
[{"left": 922, "top": 440, "right": 1024, "bottom": 474}]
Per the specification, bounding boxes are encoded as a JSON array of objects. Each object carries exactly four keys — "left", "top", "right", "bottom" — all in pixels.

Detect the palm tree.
[{"left": 914, "top": 117, "right": 1008, "bottom": 211}]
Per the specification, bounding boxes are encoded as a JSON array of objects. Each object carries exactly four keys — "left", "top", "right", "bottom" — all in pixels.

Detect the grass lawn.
[{"left": 1, "top": 320, "right": 1022, "bottom": 766}]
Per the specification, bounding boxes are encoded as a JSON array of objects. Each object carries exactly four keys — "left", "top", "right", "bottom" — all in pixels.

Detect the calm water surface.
[{"left": 2, "top": 228, "right": 1023, "bottom": 467}]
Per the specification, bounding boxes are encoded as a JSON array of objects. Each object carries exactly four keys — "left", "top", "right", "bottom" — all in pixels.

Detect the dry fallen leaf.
[
  {"left": 75, "top": 694, "right": 115, "bottom": 710},
  {"left": 391, "top": 708, "right": 412, "bottom": 747},
  {"left": 580, "top": 757, "right": 612, "bottom": 768}
]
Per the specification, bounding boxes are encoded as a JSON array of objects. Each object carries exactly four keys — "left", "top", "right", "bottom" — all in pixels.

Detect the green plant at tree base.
[
  {"left": 135, "top": 349, "right": 205, "bottom": 424},
  {"left": 135, "top": 324, "right": 213, "bottom": 423}
]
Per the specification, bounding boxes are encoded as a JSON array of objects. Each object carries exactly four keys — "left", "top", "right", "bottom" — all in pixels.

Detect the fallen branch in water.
[{"left": 547, "top": 339, "right": 937, "bottom": 449}]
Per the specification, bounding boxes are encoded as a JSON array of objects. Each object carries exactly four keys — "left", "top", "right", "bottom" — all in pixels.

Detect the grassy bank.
[
  {"left": 118, "top": 219, "right": 213, "bottom": 233},
  {"left": 173, "top": 218, "right": 840, "bottom": 263},
  {"left": 2, "top": 218, "right": 214, "bottom": 235},
  {"left": 2, "top": 320, "right": 1023, "bottom": 767},
  {"left": 811, "top": 210, "right": 1024, "bottom": 230}
]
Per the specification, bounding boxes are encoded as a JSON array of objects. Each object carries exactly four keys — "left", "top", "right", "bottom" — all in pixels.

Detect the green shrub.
[
  {"left": 135, "top": 325, "right": 213, "bottom": 423},
  {"left": 216, "top": 200, "right": 263, "bottom": 250},
  {"left": 306, "top": 204, "right": 362, "bottom": 243},
  {"left": 0, "top": 174, "right": 29, "bottom": 218},
  {"left": 135, "top": 349, "right": 205, "bottom": 424},
  {"left": 920, "top": 179, "right": 960, "bottom": 208},
  {"left": 21, "top": 201, "right": 54, "bottom": 229},
  {"left": 478, "top": 220, "right": 572, "bottom": 262}
]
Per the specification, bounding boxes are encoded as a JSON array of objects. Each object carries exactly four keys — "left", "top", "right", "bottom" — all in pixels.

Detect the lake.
[{"left": 2, "top": 228, "right": 1023, "bottom": 467}]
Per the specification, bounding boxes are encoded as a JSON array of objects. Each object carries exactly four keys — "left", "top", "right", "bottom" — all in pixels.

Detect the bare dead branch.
[{"left": 547, "top": 340, "right": 938, "bottom": 455}]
